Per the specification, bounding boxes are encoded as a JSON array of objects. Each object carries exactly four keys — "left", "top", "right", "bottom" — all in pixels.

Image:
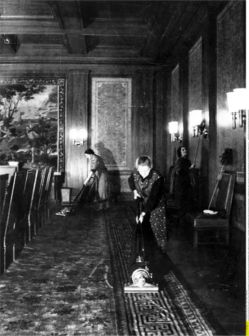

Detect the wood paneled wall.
[
  {"left": 0, "top": 1, "right": 244, "bottom": 228},
  {"left": 216, "top": 1, "right": 245, "bottom": 230},
  {"left": 153, "top": 71, "right": 167, "bottom": 176},
  {"left": 0, "top": 65, "right": 162, "bottom": 194},
  {"left": 132, "top": 71, "right": 154, "bottom": 163},
  {"left": 165, "top": 0, "right": 245, "bottom": 230},
  {"left": 66, "top": 71, "right": 89, "bottom": 189}
]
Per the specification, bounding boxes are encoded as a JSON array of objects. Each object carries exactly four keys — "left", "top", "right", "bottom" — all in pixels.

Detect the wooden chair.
[
  {"left": 8, "top": 171, "right": 28, "bottom": 263},
  {"left": 0, "top": 166, "right": 17, "bottom": 184},
  {"left": 0, "top": 174, "right": 8, "bottom": 215},
  {"left": 0, "top": 174, "right": 9, "bottom": 273},
  {"left": 43, "top": 167, "right": 54, "bottom": 225},
  {"left": 37, "top": 167, "right": 50, "bottom": 228},
  {"left": 28, "top": 169, "right": 42, "bottom": 238},
  {"left": 0, "top": 175, "right": 15, "bottom": 273},
  {"left": 21, "top": 169, "right": 37, "bottom": 244},
  {"left": 0, "top": 171, "right": 27, "bottom": 272},
  {"left": 193, "top": 172, "right": 236, "bottom": 247},
  {"left": 26, "top": 169, "right": 40, "bottom": 241}
]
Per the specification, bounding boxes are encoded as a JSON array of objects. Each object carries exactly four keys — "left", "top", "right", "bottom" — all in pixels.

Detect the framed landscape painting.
[{"left": 0, "top": 78, "right": 65, "bottom": 170}]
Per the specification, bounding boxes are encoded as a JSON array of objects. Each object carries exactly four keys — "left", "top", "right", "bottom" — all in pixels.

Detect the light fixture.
[
  {"left": 226, "top": 88, "right": 248, "bottom": 129},
  {"left": 1, "top": 35, "right": 15, "bottom": 45},
  {"left": 0, "top": 35, "right": 19, "bottom": 52},
  {"left": 189, "top": 109, "right": 208, "bottom": 137},
  {"left": 168, "top": 121, "right": 182, "bottom": 142},
  {"left": 69, "top": 128, "right": 87, "bottom": 146}
]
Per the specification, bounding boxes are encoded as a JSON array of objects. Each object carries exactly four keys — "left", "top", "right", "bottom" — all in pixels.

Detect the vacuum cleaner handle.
[{"left": 136, "top": 198, "right": 144, "bottom": 222}]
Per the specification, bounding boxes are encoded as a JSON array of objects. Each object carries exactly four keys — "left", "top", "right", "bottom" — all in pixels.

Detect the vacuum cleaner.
[
  {"left": 124, "top": 198, "right": 159, "bottom": 293},
  {"left": 56, "top": 175, "right": 96, "bottom": 216}
]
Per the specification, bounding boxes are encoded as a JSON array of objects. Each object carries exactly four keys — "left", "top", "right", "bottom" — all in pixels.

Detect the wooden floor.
[{"left": 148, "top": 212, "right": 245, "bottom": 336}]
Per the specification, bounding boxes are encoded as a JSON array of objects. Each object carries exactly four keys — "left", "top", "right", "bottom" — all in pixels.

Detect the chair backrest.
[
  {"left": 23, "top": 170, "right": 37, "bottom": 213},
  {"left": 0, "top": 166, "right": 17, "bottom": 184},
  {"left": 31, "top": 169, "right": 42, "bottom": 210},
  {"left": 0, "top": 174, "right": 8, "bottom": 216},
  {"left": 210, "top": 172, "right": 236, "bottom": 218},
  {"left": 2, "top": 171, "right": 19, "bottom": 240},
  {"left": 38, "top": 167, "right": 49, "bottom": 208},
  {"left": 12, "top": 170, "right": 28, "bottom": 221},
  {"left": 44, "top": 167, "right": 54, "bottom": 199},
  {"left": 4, "top": 170, "right": 28, "bottom": 235}
]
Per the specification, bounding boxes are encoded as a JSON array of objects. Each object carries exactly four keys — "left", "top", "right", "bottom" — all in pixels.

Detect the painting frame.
[{"left": 0, "top": 77, "right": 66, "bottom": 171}]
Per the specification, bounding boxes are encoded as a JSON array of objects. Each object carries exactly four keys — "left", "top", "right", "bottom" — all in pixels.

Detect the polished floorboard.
[{"left": 155, "top": 217, "right": 245, "bottom": 336}]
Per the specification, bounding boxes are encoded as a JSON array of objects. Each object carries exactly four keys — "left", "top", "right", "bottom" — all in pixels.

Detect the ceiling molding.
[{"left": 0, "top": 0, "right": 228, "bottom": 64}]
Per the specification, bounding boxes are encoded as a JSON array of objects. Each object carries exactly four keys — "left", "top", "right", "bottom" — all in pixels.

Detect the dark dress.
[
  {"left": 174, "top": 157, "right": 192, "bottom": 215},
  {"left": 89, "top": 154, "right": 110, "bottom": 202},
  {"left": 128, "top": 168, "right": 167, "bottom": 251}
]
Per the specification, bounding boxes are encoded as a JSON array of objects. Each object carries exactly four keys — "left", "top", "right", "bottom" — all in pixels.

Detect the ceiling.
[{"left": 0, "top": 0, "right": 226, "bottom": 65}]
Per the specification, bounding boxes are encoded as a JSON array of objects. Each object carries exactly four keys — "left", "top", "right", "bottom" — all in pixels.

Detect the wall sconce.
[
  {"left": 1, "top": 35, "right": 12, "bottom": 45},
  {"left": 168, "top": 121, "right": 182, "bottom": 142},
  {"left": 226, "top": 88, "right": 248, "bottom": 129},
  {"left": 69, "top": 128, "right": 88, "bottom": 146},
  {"left": 189, "top": 109, "right": 208, "bottom": 137}
]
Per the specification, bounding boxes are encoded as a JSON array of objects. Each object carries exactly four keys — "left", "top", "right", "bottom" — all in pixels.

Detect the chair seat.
[
  {"left": 192, "top": 172, "right": 235, "bottom": 247},
  {"left": 194, "top": 214, "right": 228, "bottom": 229}
]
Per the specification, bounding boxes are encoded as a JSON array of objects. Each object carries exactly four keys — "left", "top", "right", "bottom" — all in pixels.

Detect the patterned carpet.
[
  {"left": 0, "top": 207, "right": 117, "bottom": 336},
  {"left": 105, "top": 204, "right": 216, "bottom": 336},
  {"left": 0, "top": 203, "right": 216, "bottom": 336}
]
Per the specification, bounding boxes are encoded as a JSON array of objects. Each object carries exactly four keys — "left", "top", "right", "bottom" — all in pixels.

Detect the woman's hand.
[
  {"left": 133, "top": 189, "right": 141, "bottom": 199},
  {"left": 84, "top": 172, "right": 94, "bottom": 185},
  {"left": 136, "top": 212, "right": 145, "bottom": 223}
]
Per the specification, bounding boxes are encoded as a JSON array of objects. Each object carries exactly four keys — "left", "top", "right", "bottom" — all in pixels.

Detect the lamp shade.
[
  {"left": 80, "top": 128, "right": 88, "bottom": 140},
  {"left": 189, "top": 110, "right": 202, "bottom": 127},
  {"left": 168, "top": 121, "right": 178, "bottom": 134},
  {"left": 69, "top": 128, "right": 78, "bottom": 140},
  {"left": 233, "top": 88, "right": 249, "bottom": 110},
  {"left": 69, "top": 128, "right": 88, "bottom": 142},
  {"left": 226, "top": 91, "right": 238, "bottom": 112}
]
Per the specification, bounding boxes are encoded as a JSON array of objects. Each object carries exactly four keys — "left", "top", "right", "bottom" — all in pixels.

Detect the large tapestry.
[
  {"left": 91, "top": 77, "right": 132, "bottom": 171},
  {"left": 0, "top": 78, "right": 65, "bottom": 170}
]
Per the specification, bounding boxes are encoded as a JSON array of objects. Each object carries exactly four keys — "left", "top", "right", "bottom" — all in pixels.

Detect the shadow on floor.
[{"left": 143, "top": 212, "right": 245, "bottom": 336}]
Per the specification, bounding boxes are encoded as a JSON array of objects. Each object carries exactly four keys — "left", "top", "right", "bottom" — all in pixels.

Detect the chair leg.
[
  {"left": 13, "top": 244, "right": 16, "bottom": 262},
  {"left": 193, "top": 230, "right": 198, "bottom": 248}
]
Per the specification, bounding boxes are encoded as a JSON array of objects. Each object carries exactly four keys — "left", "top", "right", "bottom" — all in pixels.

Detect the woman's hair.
[
  {"left": 176, "top": 146, "right": 186, "bottom": 158},
  {"left": 135, "top": 155, "right": 152, "bottom": 169},
  {"left": 85, "top": 148, "right": 95, "bottom": 155}
]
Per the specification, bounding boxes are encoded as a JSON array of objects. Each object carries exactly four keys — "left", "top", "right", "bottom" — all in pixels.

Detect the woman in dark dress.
[
  {"left": 128, "top": 156, "right": 167, "bottom": 252},
  {"left": 174, "top": 146, "right": 194, "bottom": 218},
  {"left": 84, "top": 148, "right": 110, "bottom": 210}
]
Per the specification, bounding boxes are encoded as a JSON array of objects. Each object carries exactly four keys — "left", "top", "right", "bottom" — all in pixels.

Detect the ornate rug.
[
  {"left": 0, "top": 203, "right": 218, "bottom": 336},
  {"left": 0, "top": 208, "right": 118, "bottom": 336},
  {"left": 105, "top": 204, "right": 216, "bottom": 336}
]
